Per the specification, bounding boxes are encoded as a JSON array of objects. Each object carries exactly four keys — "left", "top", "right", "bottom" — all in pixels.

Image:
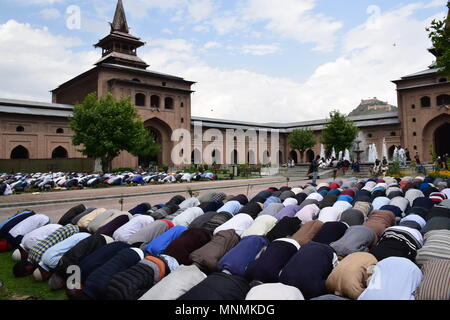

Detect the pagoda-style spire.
[
  {"left": 94, "top": 0, "right": 149, "bottom": 69},
  {"left": 110, "top": 0, "right": 129, "bottom": 33}
]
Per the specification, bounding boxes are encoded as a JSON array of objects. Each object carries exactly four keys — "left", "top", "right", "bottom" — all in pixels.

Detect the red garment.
[
  {"left": 341, "top": 189, "right": 355, "bottom": 198},
  {"left": 330, "top": 183, "right": 340, "bottom": 190},
  {"left": 0, "top": 239, "right": 10, "bottom": 253},
  {"left": 161, "top": 219, "right": 175, "bottom": 229}
]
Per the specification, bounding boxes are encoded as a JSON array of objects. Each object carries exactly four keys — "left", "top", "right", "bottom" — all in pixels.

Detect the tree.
[
  {"left": 321, "top": 110, "right": 359, "bottom": 156},
  {"left": 427, "top": 3, "right": 450, "bottom": 75},
  {"left": 288, "top": 129, "right": 316, "bottom": 163},
  {"left": 70, "top": 92, "right": 161, "bottom": 172}
]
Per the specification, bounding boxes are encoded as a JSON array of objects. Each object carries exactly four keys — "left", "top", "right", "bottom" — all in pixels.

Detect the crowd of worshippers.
[
  {"left": 1, "top": 175, "right": 450, "bottom": 301},
  {"left": 0, "top": 171, "right": 217, "bottom": 195}
]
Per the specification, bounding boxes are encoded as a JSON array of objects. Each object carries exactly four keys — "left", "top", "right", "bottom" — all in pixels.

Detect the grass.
[{"left": 0, "top": 252, "right": 67, "bottom": 300}]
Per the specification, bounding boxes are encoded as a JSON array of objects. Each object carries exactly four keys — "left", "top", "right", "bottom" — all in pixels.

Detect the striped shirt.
[
  {"left": 416, "top": 259, "right": 450, "bottom": 300},
  {"left": 27, "top": 224, "right": 79, "bottom": 265},
  {"left": 415, "top": 230, "right": 450, "bottom": 267}
]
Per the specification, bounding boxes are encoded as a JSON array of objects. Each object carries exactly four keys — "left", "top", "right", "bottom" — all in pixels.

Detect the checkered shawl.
[{"left": 28, "top": 224, "right": 79, "bottom": 264}]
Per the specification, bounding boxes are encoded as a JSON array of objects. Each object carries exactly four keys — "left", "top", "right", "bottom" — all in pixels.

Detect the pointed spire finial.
[{"left": 110, "top": 0, "right": 129, "bottom": 33}]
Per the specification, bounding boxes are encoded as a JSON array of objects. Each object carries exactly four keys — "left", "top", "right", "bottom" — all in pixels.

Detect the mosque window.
[
  {"left": 390, "top": 132, "right": 396, "bottom": 136},
  {"left": 165, "top": 97, "right": 174, "bottom": 110},
  {"left": 151, "top": 95, "right": 160, "bottom": 108},
  {"left": 132, "top": 78, "right": 141, "bottom": 82},
  {"left": 411, "top": 104, "right": 415, "bottom": 109},
  {"left": 135, "top": 93, "right": 146, "bottom": 106},
  {"left": 438, "top": 78, "right": 447, "bottom": 83},
  {"left": 437, "top": 94, "right": 450, "bottom": 106},
  {"left": 367, "top": 133, "right": 373, "bottom": 138},
  {"left": 16, "top": 126, "right": 25, "bottom": 132},
  {"left": 56, "top": 128, "right": 64, "bottom": 134},
  {"left": 414, "top": 146, "right": 418, "bottom": 150},
  {"left": 412, "top": 118, "right": 416, "bottom": 123},
  {"left": 413, "top": 132, "right": 417, "bottom": 136},
  {"left": 420, "top": 96, "right": 431, "bottom": 108}
]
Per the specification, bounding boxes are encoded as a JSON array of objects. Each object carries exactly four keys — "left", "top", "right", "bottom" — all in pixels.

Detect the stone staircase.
[{"left": 278, "top": 162, "right": 436, "bottom": 181}]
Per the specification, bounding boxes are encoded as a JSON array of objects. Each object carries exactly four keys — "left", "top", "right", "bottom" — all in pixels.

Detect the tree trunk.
[
  {"left": 101, "top": 157, "right": 112, "bottom": 173},
  {"left": 300, "top": 151, "right": 305, "bottom": 163}
]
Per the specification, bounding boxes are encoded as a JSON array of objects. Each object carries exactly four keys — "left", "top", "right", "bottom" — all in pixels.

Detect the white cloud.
[
  {"left": 0, "top": 1, "right": 446, "bottom": 125},
  {"left": 0, "top": 20, "right": 96, "bottom": 102},
  {"left": 242, "top": 0, "right": 343, "bottom": 52},
  {"left": 12, "top": 0, "right": 66, "bottom": 4},
  {"left": 241, "top": 44, "right": 280, "bottom": 56},
  {"left": 162, "top": 28, "right": 174, "bottom": 35},
  {"left": 188, "top": 0, "right": 214, "bottom": 22},
  {"left": 40, "top": 8, "right": 61, "bottom": 19},
  {"left": 149, "top": 38, "right": 194, "bottom": 53},
  {"left": 121, "top": 0, "right": 187, "bottom": 19},
  {"left": 203, "top": 41, "right": 221, "bottom": 49},
  {"left": 210, "top": 15, "right": 244, "bottom": 35},
  {"left": 141, "top": 2, "right": 444, "bottom": 122}
]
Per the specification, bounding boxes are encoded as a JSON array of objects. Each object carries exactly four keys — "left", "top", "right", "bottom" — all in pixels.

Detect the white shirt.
[
  {"left": 9, "top": 214, "right": 50, "bottom": 238},
  {"left": 3, "top": 184, "right": 12, "bottom": 195},
  {"left": 20, "top": 224, "right": 62, "bottom": 251},
  {"left": 113, "top": 215, "right": 155, "bottom": 242}
]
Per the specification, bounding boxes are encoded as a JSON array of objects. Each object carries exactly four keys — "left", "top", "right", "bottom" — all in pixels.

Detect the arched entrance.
[
  {"left": 306, "top": 149, "right": 315, "bottom": 163},
  {"left": 191, "top": 149, "right": 201, "bottom": 164},
  {"left": 388, "top": 145, "right": 396, "bottom": 160},
  {"left": 10, "top": 145, "right": 29, "bottom": 159},
  {"left": 247, "top": 150, "right": 256, "bottom": 164},
  {"left": 289, "top": 150, "right": 298, "bottom": 164},
  {"left": 139, "top": 118, "right": 173, "bottom": 167},
  {"left": 422, "top": 114, "right": 450, "bottom": 162},
  {"left": 435, "top": 123, "right": 450, "bottom": 156},
  {"left": 231, "top": 150, "right": 238, "bottom": 164},
  {"left": 52, "top": 146, "right": 68, "bottom": 159}
]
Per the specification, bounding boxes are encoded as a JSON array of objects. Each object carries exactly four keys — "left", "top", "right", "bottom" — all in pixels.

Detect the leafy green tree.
[
  {"left": 321, "top": 110, "right": 359, "bottom": 156},
  {"left": 70, "top": 92, "right": 161, "bottom": 172},
  {"left": 427, "top": 3, "right": 450, "bottom": 75},
  {"left": 288, "top": 129, "right": 316, "bottom": 162}
]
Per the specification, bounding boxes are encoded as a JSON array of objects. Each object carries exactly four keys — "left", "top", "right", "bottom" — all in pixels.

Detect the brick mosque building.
[{"left": 0, "top": 0, "right": 449, "bottom": 171}]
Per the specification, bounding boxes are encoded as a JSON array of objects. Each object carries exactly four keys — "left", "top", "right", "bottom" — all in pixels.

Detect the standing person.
[
  {"left": 405, "top": 148, "right": 411, "bottom": 162},
  {"left": 342, "top": 159, "right": 350, "bottom": 176},
  {"left": 310, "top": 155, "right": 320, "bottom": 186},
  {"left": 398, "top": 146, "right": 406, "bottom": 166},
  {"left": 352, "top": 160, "right": 361, "bottom": 173},
  {"left": 372, "top": 160, "right": 381, "bottom": 177},
  {"left": 414, "top": 152, "right": 425, "bottom": 174},
  {"left": 381, "top": 157, "right": 389, "bottom": 178},
  {"left": 332, "top": 158, "right": 338, "bottom": 180}
]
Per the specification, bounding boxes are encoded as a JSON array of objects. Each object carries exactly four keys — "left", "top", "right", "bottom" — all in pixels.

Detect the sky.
[{"left": 0, "top": 0, "right": 448, "bottom": 122}]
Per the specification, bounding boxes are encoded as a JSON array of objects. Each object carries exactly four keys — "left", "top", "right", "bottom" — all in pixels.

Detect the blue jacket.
[
  {"left": 218, "top": 236, "right": 268, "bottom": 277},
  {"left": 145, "top": 226, "right": 187, "bottom": 255}
]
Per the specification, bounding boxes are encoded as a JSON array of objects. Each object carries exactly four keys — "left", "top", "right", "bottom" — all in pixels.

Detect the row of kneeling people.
[{"left": 1, "top": 175, "right": 449, "bottom": 300}]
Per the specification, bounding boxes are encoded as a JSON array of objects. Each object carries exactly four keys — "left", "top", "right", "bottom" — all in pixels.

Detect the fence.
[{"left": 0, "top": 158, "right": 95, "bottom": 173}]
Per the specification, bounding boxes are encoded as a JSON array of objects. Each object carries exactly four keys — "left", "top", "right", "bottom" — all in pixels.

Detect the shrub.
[{"left": 111, "top": 168, "right": 134, "bottom": 173}]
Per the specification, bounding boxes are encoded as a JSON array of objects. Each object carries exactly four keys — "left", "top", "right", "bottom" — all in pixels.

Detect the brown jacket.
[
  {"left": 363, "top": 210, "right": 396, "bottom": 243},
  {"left": 190, "top": 229, "right": 240, "bottom": 273},
  {"left": 290, "top": 220, "right": 323, "bottom": 245},
  {"left": 325, "top": 252, "right": 378, "bottom": 300}
]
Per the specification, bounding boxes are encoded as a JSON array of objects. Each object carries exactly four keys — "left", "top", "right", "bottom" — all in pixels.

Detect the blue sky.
[{"left": 0, "top": 0, "right": 447, "bottom": 121}]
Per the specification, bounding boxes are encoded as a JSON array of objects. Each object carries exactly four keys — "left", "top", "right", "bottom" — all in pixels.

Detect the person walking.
[{"left": 310, "top": 155, "right": 320, "bottom": 186}]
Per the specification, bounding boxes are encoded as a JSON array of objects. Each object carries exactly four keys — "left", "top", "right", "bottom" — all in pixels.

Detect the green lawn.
[{"left": 0, "top": 252, "right": 67, "bottom": 300}]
